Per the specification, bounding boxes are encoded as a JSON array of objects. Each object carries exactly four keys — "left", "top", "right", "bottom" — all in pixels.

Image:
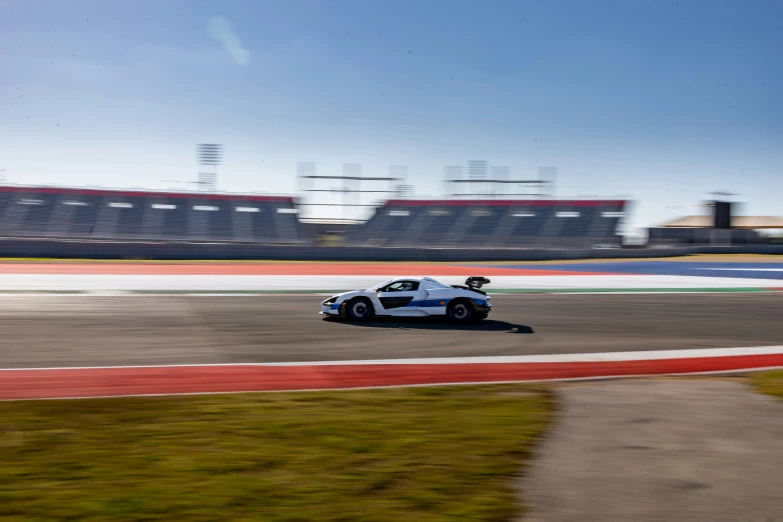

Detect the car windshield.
[{"left": 367, "top": 280, "right": 395, "bottom": 292}]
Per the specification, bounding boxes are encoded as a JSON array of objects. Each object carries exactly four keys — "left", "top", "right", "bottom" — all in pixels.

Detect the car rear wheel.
[
  {"left": 446, "top": 299, "right": 474, "bottom": 324},
  {"left": 347, "top": 297, "right": 373, "bottom": 321}
]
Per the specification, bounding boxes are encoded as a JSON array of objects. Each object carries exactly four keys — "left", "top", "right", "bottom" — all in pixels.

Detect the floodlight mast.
[{"left": 196, "top": 144, "right": 223, "bottom": 191}]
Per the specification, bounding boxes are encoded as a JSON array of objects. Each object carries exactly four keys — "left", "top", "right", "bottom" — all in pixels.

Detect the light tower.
[
  {"left": 445, "top": 163, "right": 553, "bottom": 198},
  {"left": 389, "top": 165, "right": 411, "bottom": 199},
  {"left": 467, "top": 160, "right": 489, "bottom": 198},
  {"left": 196, "top": 144, "right": 223, "bottom": 192}
]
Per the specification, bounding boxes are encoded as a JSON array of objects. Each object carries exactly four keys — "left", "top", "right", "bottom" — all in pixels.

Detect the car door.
[
  {"left": 416, "top": 280, "right": 452, "bottom": 316},
  {"left": 375, "top": 280, "right": 424, "bottom": 315}
]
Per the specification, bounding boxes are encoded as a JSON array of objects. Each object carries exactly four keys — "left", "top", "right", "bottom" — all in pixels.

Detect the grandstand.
[
  {"left": 346, "top": 199, "right": 626, "bottom": 248},
  {"left": 0, "top": 184, "right": 631, "bottom": 258},
  {"left": 0, "top": 185, "right": 303, "bottom": 244},
  {"left": 0, "top": 185, "right": 626, "bottom": 248}
]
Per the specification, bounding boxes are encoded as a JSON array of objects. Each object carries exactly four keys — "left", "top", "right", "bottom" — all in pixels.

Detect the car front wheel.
[
  {"left": 446, "top": 299, "right": 474, "bottom": 324},
  {"left": 347, "top": 297, "right": 373, "bottom": 321}
]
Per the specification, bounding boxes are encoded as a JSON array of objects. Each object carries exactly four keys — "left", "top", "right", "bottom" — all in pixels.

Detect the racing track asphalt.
[{"left": 1, "top": 293, "right": 782, "bottom": 369}]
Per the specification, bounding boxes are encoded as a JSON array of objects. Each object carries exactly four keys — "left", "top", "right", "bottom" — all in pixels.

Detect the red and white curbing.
[{"left": 2, "top": 346, "right": 783, "bottom": 400}]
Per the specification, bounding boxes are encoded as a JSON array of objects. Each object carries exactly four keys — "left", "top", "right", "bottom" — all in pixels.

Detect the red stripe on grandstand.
[
  {"left": 385, "top": 199, "right": 626, "bottom": 207},
  {"left": 0, "top": 185, "right": 293, "bottom": 203},
  {"left": 0, "top": 263, "right": 613, "bottom": 276},
  {"left": 2, "top": 354, "right": 781, "bottom": 399}
]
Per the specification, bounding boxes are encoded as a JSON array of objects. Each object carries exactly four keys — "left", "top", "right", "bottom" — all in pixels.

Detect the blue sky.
[{"left": 2, "top": 0, "right": 782, "bottom": 229}]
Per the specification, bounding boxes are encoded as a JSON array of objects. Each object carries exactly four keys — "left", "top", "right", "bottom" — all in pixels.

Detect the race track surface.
[{"left": 1, "top": 293, "right": 781, "bottom": 369}]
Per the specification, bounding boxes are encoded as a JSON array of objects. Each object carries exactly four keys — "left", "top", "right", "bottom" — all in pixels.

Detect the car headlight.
[{"left": 322, "top": 296, "right": 338, "bottom": 306}]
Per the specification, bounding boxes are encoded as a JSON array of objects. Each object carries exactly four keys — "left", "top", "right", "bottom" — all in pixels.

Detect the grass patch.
[
  {"left": 749, "top": 371, "right": 783, "bottom": 399},
  {"left": 0, "top": 385, "right": 554, "bottom": 521}
]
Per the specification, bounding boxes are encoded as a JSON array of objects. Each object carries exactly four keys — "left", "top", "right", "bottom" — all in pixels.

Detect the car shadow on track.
[{"left": 323, "top": 316, "right": 534, "bottom": 334}]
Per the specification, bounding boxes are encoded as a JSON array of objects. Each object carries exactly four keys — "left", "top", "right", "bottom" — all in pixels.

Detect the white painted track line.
[{"left": 0, "top": 274, "right": 782, "bottom": 291}]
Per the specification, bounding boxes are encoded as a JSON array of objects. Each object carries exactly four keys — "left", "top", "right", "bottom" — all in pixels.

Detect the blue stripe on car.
[
  {"left": 404, "top": 299, "right": 489, "bottom": 308},
  {"left": 407, "top": 299, "right": 452, "bottom": 308}
]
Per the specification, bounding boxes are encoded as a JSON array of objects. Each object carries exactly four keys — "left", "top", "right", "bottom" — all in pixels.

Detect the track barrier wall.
[{"left": 1, "top": 238, "right": 782, "bottom": 261}]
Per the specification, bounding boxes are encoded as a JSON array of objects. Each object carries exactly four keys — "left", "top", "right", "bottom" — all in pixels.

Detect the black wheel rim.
[
  {"left": 452, "top": 303, "right": 469, "bottom": 320},
  {"left": 352, "top": 301, "right": 368, "bottom": 317}
]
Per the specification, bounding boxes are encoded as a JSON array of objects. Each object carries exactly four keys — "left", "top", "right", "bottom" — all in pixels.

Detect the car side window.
[{"left": 380, "top": 281, "right": 419, "bottom": 292}]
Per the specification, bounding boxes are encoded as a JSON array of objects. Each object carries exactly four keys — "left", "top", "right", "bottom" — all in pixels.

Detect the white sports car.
[{"left": 320, "top": 276, "right": 491, "bottom": 324}]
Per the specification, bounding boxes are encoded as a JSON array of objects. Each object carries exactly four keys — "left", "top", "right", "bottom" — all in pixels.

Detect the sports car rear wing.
[
  {"left": 466, "top": 276, "right": 490, "bottom": 289},
  {"left": 451, "top": 276, "right": 491, "bottom": 295}
]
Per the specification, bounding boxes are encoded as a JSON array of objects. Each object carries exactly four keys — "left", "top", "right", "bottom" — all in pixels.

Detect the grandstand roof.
[
  {"left": 384, "top": 199, "right": 626, "bottom": 207},
  {"left": 0, "top": 184, "right": 293, "bottom": 203}
]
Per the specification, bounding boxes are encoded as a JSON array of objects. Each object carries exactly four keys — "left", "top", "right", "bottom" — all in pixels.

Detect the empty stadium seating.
[
  {"left": 345, "top": 199, "right": 627, "bottom": 248},
  {"left": 0, "top": 186, "right": 303, "bottom": 244},
  {"left": 0, "top": 185, "right": 627, "bottom": 249}
]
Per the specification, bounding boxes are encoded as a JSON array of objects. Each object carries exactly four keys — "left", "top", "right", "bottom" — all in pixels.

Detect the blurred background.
[{"left": 2, "top": 0, "right": 782, "bottom": 254}]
